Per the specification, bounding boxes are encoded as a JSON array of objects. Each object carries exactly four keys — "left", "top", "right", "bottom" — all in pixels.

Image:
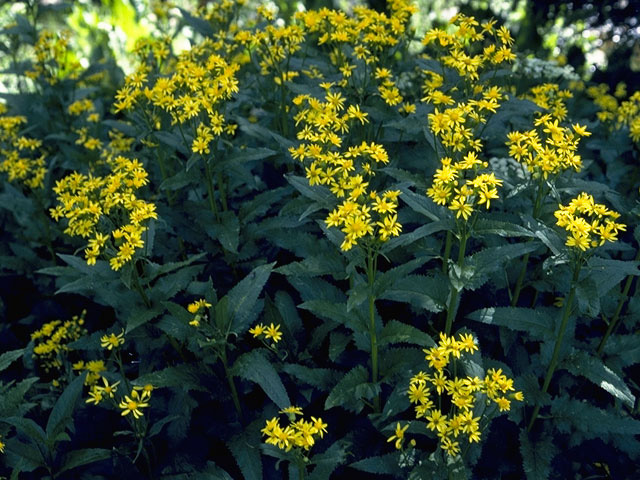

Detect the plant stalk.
[
  {"left": 366, "top": 247, "right": 380, "bottom": 412},
  {"left": 511, "top": 179, "right": 545, "bottom": 306},
  {"left": 221, "top": 348, "right": 243, "bottom": 420},
  {"left": 527, "top": 261, "right": 581, "bottom": 431},
  {"left": 596, "top": 247, "right": 640, "bottom": 356},
  {"left": 442, "top": 230, "right": 452, "bottom": 274},
  {"left": 445, "top": 230, "right": 467, "bottom": 335}
]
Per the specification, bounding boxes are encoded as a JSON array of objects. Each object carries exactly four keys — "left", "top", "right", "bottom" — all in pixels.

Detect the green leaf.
[
  {"left": 373, "top": 258, "right": 430, "bottom": 298},
  {"left": 519, "top": 431, "right": 557, "bottom": 480},
  {"left": 145, "top": 253, "right": 207, "bottom": 283},
  {"left": 381, "top": 220, "right": 452, "bottom": 253},
  {"left": 2, "top": 417, "right": 46, "bottom": 446},
  {"left": 217, "top": 147, "right": 277, "bottom": 168},
  {"left": 132, "top": 365, "right": 207, "bottom": 392},
  {"left": 282, "top": 364, "right": 340, "bottom": 390},
  {"left": 399, "top": 186, "right": 441, "bottom": 221},
  {"left": 325, "top": 366, "right": 370, "bottom": 413},
  {"left": 276, "top": 252, "right": 344, "bottom": 278},
  {"left": 228, "top": 432, "right": 263, "bottom": 480},
  {"left": 308, "top": 441, "right": 350, "bottom": 480},
  {"left": 125, "top": 305, "right": 163, "bottom": 334},
  {"left": 209, "top": 211, "right": 240, "bottom": 253},
  {"left": 586, "top": 257, "right": 640, "bottom": 296},
  {"left": 226, "top": 263, "right": 275, "bottom": 334},
  {"left": 0, "top": 349, "right": 23, "bottom": 372},
  {"left": 467, "top": 307, "right": 555, "bottom": 340},
  {"left": 299, "top": 300, "right": 366, "bottom": 333},
  {"left": 233, "top": 350, "right": 290, "bottom": 410},
  {"left": 379, "top": 320, "right": 435, "bottom": 348},
  {"left": 46, "top": 373, "right": 85, "bottom": 444},
  {"left": 563, "top": 349, "right": 635, "bottom": 408},
  {"left": 0, "top": 378, "right": 39, "bottom": 417},
  {"left": 468, "top": 242, "right": 539, "bottom": 278},
  {"left": 154, "top": 130, "right": 189, "bottom": 155},
  {"left": 286, "top": 174, "right": 333, "bottom": 205},
  {"left": 58, "top": 448, "right": 111, "bottom": 474},
  {"left": 347, "top": 282, "right": 369, "bottom": 312},
  {"left": 601, "top": 334, "right": 640, "bottom": 367},
  {"left": 551, "top": 395, "right": 640, "bottom": 437},
  {"left": 473, "top": 218, "right": 534, "bottom": 238},
  {"left": 379, "top": 274, "right": 448, "bottom": 313},
  {"left": 349, "top": 453, "right": 400, "bottom": 475},
  {"left": 148, "top": 415, "right": 181, "bottom": 438},
  {"left": 177, "top": 7, "right": 214, "bottom": 36}
]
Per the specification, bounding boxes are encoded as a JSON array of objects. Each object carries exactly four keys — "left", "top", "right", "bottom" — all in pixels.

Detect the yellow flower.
[
  {"left": 187, "top": 299, "right": 212, "bottom": 314},
  {"left": 387, "top": 422, "right": 409, "bottom": 450},
  {"left": 249, "top": 324, "right": 266, "bottom": 337},
  {"left": 100, "top": 330, "right": 125, "bottom": 350},
  {"left": 95, "top": 377, "right": 120, "bottom": 398},
  {"left": 279, "top": 405, "right": 303, "bottom": 416},
  {"left": 119, "top": 390, "right": 149, "bottom": 419},
  {"left": 264, "top": 323, "right": 283, "bottom": 343}
]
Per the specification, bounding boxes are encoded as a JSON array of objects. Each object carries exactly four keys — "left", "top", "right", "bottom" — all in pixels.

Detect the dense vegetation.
[{"left": 0, "top": 1, "right": 639, "bottom": 479}]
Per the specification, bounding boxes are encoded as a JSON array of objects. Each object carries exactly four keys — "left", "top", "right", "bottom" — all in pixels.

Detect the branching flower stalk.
[{"left": 528, "top": 193, "right": 625, "bottom": 430}]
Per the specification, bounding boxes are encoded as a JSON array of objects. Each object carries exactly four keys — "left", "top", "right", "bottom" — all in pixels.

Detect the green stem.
[
  {"left": 596, "top": 247, "right": 640, "bottom": 356},
  {"left": 527, "top": 261, "right": 582, "bottom": 432},
  {"left": 366, "top": 246, "right": 380, "bottom": 412},
  {"left": 221, "top": 348, "right": 243, "bottom": 420},
  {"left": 132, "top": 263, "right": 151, "bottom": 308},
  {"left": 203, "top": 157, "right": 220, "bottom": 221},
  {"left": 511, "top": 179, "right": 545, "bottom": 306},
  {"left": 216, "top": 170, "right": 228, "bottom": 212},
  {"left": 445, "top": 229, "right": 467, "bottom": 335},
  {"left": 295, "top": 455, "right": 306, "bottom": 480},
  {"left": 510, "top": 251, "right": 530, "bottom": 307},
  {"left": 442, "top": 230, "right": 453, "bottom": 275}
]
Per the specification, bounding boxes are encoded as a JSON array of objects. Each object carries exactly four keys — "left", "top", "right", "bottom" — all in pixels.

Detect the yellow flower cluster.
[
  {"left": 247, "top": 23, "right": 305, "bottom": 77},
  {"left": 422, "top": 15, "right": 516, "bottom": 82},
  {"left": 261, "top": 406, "right": 327, "bottom": 452},
  {"left": 506, "top": 116, "right": 589, "bottom": 179},
  {"left": 427, "top": 154, "right": 503, "bottom": 220},
  {"left": 31, "top": 311, "right": 87, "bottom": 375},
  {"left": 0, "top": 434, "right": 5, "bottom": 454},
  {"left": 587, "top": 83, "right": 640, "bottom": 143},
  {"left": 50, "top": 155, "right": 157, "bottom": 270},
  {"left": 249, "top": 322, "right": 283, "bottom": 344},
  {"left": 68, "top": 98, "right": 95, "bottom": 116},
  {"left": 525, "top": 83, "right": 572, "bottom": 121},
  {"left": 187, "top": 298, "right": 212, "bottom": 327},
  {"left": 407, "top": 333, "right": 523, "bottom": 457},
  {"left": 291, "top": 89, "right": 402, "bottom": 250},
  {"left": 0, "top": 109, "right": 47, "bottom": 189},
  {"left": 554, "top": 192, "right": 626, "bottom": 251},
  {"left": 73, "top": 359, "right": 107, "bottom": 386},
  {"left": 25, "top": 30, "right": 81, "bottom": 84},
  {"left": 374, "top": 67, "right": 411, "bottom": 110},
  {"left": 115, "top": 37, "right": 239, "bottom": 149},
  {"left": 86, "top": 376, "right": 121, "bottom": 405},
  {"left": 295, "top": 0, "right": 417, "bottom": 64},
  {"left": 119, "top": 385, "right": 153, "bottom": 419},
  {"left": 421, "top": 17, "right": 515, "bottom": 221}
]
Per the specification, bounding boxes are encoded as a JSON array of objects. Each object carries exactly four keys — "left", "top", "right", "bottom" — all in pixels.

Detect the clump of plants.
[{"left": 0, "top": 1, "right": 639, "bottom": 479}]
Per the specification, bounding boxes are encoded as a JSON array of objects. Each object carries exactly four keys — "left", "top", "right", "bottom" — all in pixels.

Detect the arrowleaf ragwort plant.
[{"left": 0, "top": 0, "right": 639, "bottom": 479}]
